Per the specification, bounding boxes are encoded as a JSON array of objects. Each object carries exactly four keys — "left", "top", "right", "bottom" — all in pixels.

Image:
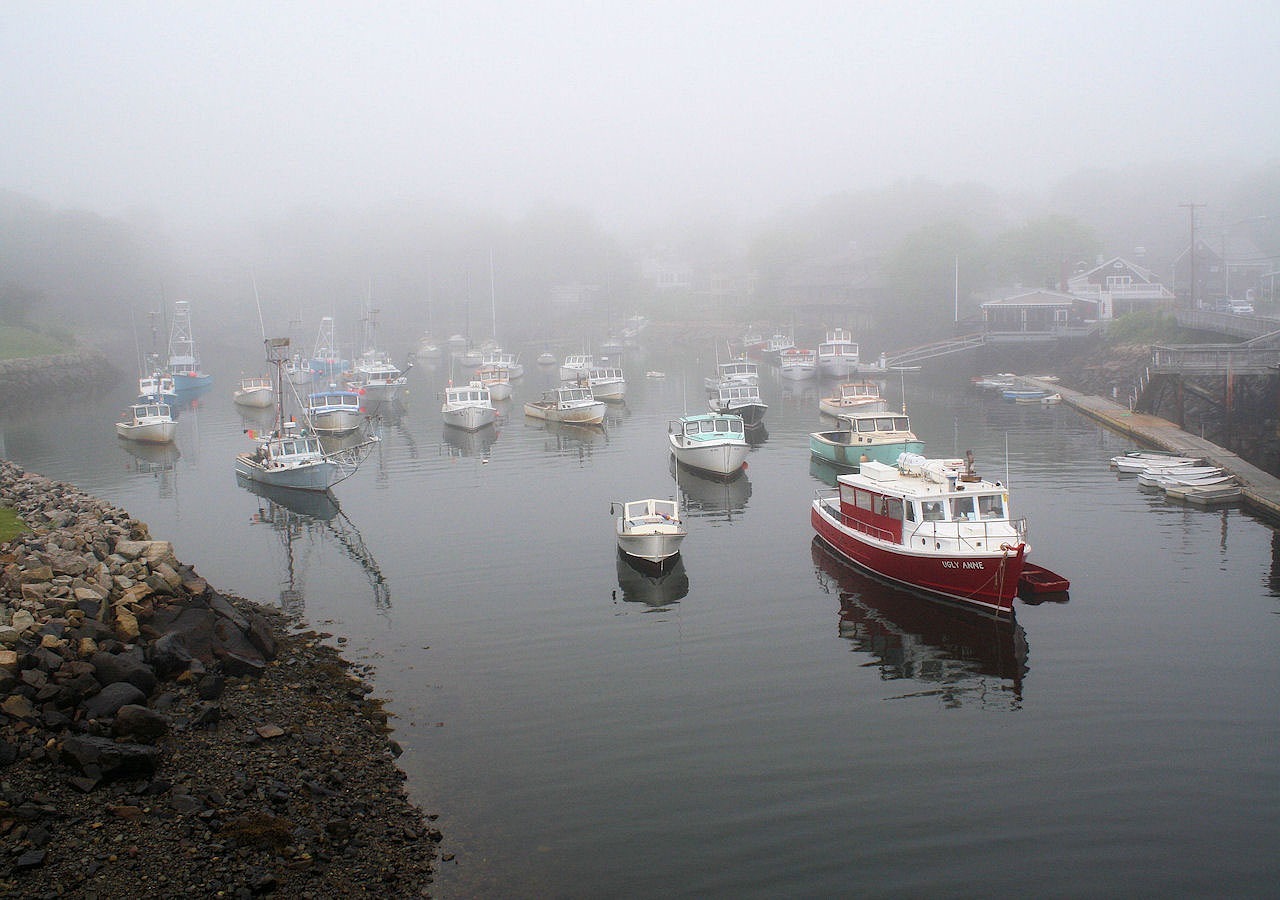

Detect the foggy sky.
[{"left": 4, "top": 1, "right": 1277, "bottom": 230}]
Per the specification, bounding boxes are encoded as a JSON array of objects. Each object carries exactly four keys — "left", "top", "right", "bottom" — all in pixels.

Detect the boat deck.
[{"left": 1024, "top": 377, "right": 1280, "bottom": 521}]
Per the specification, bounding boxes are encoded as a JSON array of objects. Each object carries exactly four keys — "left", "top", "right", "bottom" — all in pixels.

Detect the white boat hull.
[
  {"left": 443, "top": 405, "right": 498, "bottom": 431},
  {"left": 524, "top": 400, "right": 606, "bottom": 425},
  {"left": 233, "top": 454, "right": 338, "bottom": 491},
  {"left": 668, "top": 435, "right": 749, "bottom": 477},
  {"left": 116, "top": 421, "right": 177, "bottom": 444},
  {"left": 233, "top": 387, "right": 275, "bottom": 409},
  {"left": 590, "top": 380, "right": 627, "bottom": 401},
  {"left": 780, "top": 364, "right": 815, "bottom": 380},
  {"left": 484, "top": 381, "right": 513, "bottom": 401},
  {"left": 617, "top": 531, "right": 685, "bottom": 566},
  {"left": 309, "top": 409, "right": 363, "bottom": 436}
]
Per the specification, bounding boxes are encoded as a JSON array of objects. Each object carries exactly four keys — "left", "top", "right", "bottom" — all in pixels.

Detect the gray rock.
[
  {"left": 112, "top": 704, "right": 170, "bottom": 743},
  {"left": 82, "top": 681, "right": 146, "bottom": 720},
  {"left": 60, "top": 734, "right": 159, "bottom": 780},
  {"left": 90, "top": 650, "right": 157, "bottom": 695}
]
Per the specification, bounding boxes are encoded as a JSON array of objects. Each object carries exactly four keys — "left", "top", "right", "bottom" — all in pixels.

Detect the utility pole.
[{"left": 1180, "top": 202, "right": 1205, "bottom": 307}]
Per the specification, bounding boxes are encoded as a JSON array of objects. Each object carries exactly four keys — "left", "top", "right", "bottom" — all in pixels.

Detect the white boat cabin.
[
  {"left": 445, "top": 383, "right": 492, "bottom": 405},
  {"left": 831, "top": 459, "right": 1023, "bottom": 550},
  {"left": 837, "top": 412, "right": 913, "bottom": 436},
  {"left": 677, "top": 415, "right": 745, "bottom": 439}
]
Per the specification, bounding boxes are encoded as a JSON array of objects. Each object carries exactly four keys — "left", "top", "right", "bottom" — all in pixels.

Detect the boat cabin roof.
[
  {"left": 838, "top": 382, "right": 879, "bottom": 399},
  {"left": 837, "top": 412, "right": 912, "bottom": 434},
  {"left": 677, "top": 414, "right": 744, "bottom": 436},
  {"left": 446, "top": 384, "right": 491, "bottom": 401},
  {"left": 715, "top": 383, "right": 762, "bottom": 401},
  {"left": 556, "top": 385, "right": 594, "bottom": 402}
]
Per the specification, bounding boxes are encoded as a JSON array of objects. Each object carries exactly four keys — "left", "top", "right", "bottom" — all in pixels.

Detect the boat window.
[
  {"left": 875, "top": 417, "right": 894, "bottom": 431},
  {"left": 884, "top": 498, "right": 904, "bottom": 520},
  {"left": 686, "top": 423, "right": 698, "bottom": 436},
  {"left": 730, "top": 420, "right": 743, "bottom": 434},
  {"left": 978, "top": 494, "right": 1005, "bottom": 518},
  {"left": 920, "top": 500, "right": 945, "bottom": 522},
  {"left": 904, "top": 500, "right": 916, "bottom": 522},
  {"left": 857, "top": 418, "right": 876, "bottom": 433},
  {"left": 855, "top": 489, "right": 874, "bottom": 511},
  {"left": 893, "top": 417, "right": 910, "bottom": 431},
  {"left": 654, "top": 500, "right": 677, "bottom": 518},
  {"left": 950, "top": 496, "right": 976, "bottom": 521}
]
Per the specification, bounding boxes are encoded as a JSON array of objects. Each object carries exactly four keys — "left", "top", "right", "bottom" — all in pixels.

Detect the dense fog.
[{"left": 2, "top": 4, "right": 1277, "bottom": 355}]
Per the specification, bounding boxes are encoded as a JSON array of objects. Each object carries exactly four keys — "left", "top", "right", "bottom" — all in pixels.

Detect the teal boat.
[{"left": 809, "top": 410, "right": 923, "bottom": 470}]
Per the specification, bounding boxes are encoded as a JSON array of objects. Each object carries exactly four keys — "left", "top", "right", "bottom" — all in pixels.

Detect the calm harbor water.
[{"left": 4, "top": 340, "right": 1279, "bottom": 898}]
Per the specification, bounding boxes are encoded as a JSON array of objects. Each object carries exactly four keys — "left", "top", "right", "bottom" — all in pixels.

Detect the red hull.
[{"left": 811, "top": 504, "right": 1023, "bottom": 617}]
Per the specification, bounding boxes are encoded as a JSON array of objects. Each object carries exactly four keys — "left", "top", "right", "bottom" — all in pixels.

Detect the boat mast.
[{"left": 265, "top": 337, "right": 290, "bottom": 435}]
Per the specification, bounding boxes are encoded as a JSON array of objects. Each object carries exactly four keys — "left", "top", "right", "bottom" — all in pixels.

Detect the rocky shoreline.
[{"left": 0, "top": 460, "right": 438, "bottom": 896}]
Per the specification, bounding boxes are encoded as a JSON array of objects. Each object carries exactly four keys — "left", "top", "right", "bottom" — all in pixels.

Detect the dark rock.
[
  {"left": 90, "top": 651, "right": 157, "bottom": 695},
  {"left": 67, "top": 775, "right": 101, "bottom": 792},
  {"left": 82, "top": 681, "right": 146, "bottom": 720},
  {"left": 14, "top": 848, "right": 47, "bottom": 869},
  {"left": 60, "top": 735, "right": 160, "bottom": 781},
  {"left": 112, "top": 704, "right": 170, "bottom": 743},
  {"left": 197, "top": 674, "right": 226, "bottom": 700}
]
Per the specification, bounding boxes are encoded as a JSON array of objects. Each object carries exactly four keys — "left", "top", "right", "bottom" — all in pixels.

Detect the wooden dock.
[{"left": 1024, "top": 378, "right": 1280, "bottom": 521}]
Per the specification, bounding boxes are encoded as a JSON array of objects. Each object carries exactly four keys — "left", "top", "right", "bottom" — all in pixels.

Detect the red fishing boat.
[{"left": 811, "top": 452, "right": 1062, "bottom": 617}]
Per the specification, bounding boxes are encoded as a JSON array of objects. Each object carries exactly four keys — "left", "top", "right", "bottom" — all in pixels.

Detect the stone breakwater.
[
  {"left": 0, "top": 460, "right": 439, "bottom": 896},
  {"left": 0, "top": 351, "right": 119, "bottom": 398}
]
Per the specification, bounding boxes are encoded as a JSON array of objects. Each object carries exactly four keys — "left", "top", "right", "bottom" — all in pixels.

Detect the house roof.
[
  {"left": 981, "top": 289, "right": 1092, "bottom": 309},
  {"left": 1070, "top": 256, "right": 1163, "bottom": 285}
]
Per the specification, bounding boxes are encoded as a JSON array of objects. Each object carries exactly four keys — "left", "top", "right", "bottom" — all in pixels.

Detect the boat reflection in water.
[
  {"left": 811, "top": 538, "right": 1028, "bottom": 708},
  {"left": 442, "top": 421, "right": 499, "bottom": 460},
  {"left": 237, "top": 473, "right": 390, "bottom": 615},
  {"left": 119, "top": 439, "right": 181, "bottom": 499},
  {"left": 744, "top": 423, "right": 768, "bottom": 447},
  {"left": 615, "top": 550, "right": 689, "bottom": 610},
  {"left": 533, "top": 419, "right": 608, "bottom": 461},
  {"left": 671, "top": 457, "right": 751, "bottom": 522},
  {"left": 808, "top": 456, "right": 842, "bottom": 487}
]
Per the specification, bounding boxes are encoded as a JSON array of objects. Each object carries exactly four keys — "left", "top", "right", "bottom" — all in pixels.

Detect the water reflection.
[
  {"left": 672, "top": 458, "right": 751, "bottom": 521},
  {"left": 811, "top": 539, "right": 1027, "bottom": 708},
  {"left": 118, "top": 439, "right": 180, "bottom": 499},
  {"left": 441, "top": 422, "right": 499, "bottom": 460},
  {"left": 531, "top": 420, "right": 608, "bottom": 461},
  {"left": 615, "top": 550, "right": 690, "bottom": 610},
  {"left": 808, "top": 456, "right": 842, "bottom": 487},
  {"left": 745, "top": 423, "right": 769, "bottom": 447},
  {"left": 237, "top": 474, "right": 390, "bottom": 615}
]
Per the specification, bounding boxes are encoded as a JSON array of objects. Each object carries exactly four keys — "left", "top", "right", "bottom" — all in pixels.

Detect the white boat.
[
  {"left": 345, "top": 305, "right": 409, "bottom": 408},
  {"left": 417, "top": 332, "right": 443, "bottom": 360},
  {"left": 116, "top": 401, "right": 177, "bottom": 444},
  {"left": 779, "top": 347, "right": 817, "bottom": 380},
  {"left": 707, "top": 382, "right": 767, "bottom": 427},
  {"left": 668, "top": 412, "right": 749, "bottom": 477},
  {"left": 137, "top": 370, "right": 177, "bottom": 405},
  {"left": 442, "top": 381, "right": 498, "bottom": 431},
  {"left": 524, "top": 384, "right": 606, "bottom": 425},
  {"left": 283, "top": 354, "right": 313, "bottom": 386},
  {"left": 234, "top": 338, "right": 379, "bottom": 492},
  {"left": 763, "top": 333, "right": 795, "bottom": 359},
  {"left": 1112, "top": 453, "right": 1202, "bottom": 473},
  {"left": 304, "top": 389, "right": 365, "bottom": 436},
  {"left": 703, "top": 359, "right": 758, "bottom": 391},
  {"left": 537, "top": 350, "right": 557, "bottom": 366},
  {"left": 817, "top": 328, "right": 859, "bottom": 378},
  {"left": 481, "top": 348, "right": 523, "bottom": 380},
  {"left": 559, "top": 354, "right": 594, "bottom": 382},
  {"left": 233, "top": 375, "right": 275, "bottom": 409},
  {"left": 818, "top": 381, "right": 885, "bottom": 418},
  {"left": 475, "top": 364, "right": 513, "bottom": 401},
  {"left": 458, "top": 347, "right": 484, "bottom": 368},
  {"left": 613, "top": 498, "right": 686, "bottom": 570},
  {"left": 447, "top": 334, "right": 467, "bottom": 355},
  {"left": 580, "top": 366, "right": 627, "bottom": 401},
  {"left": 166, "top": 301, "right": 212, "bottom": 390}
]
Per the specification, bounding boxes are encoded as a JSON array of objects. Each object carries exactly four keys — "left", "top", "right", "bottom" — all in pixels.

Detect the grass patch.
[
  {"left": 0, "top": 507, "right": 29, "bottom": 542},
  {"left": 0, "top": 325, "right": 71, "bottom": 360}
]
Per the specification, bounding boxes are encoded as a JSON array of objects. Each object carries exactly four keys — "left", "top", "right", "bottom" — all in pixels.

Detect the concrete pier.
[{"left": 1025, "top": 378, "right": 1280, "bottom": 522}]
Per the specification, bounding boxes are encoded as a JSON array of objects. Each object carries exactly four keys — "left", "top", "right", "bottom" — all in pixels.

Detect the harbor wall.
[{"left": 0, "top": 351, "right": 119, "bottom": 399}]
